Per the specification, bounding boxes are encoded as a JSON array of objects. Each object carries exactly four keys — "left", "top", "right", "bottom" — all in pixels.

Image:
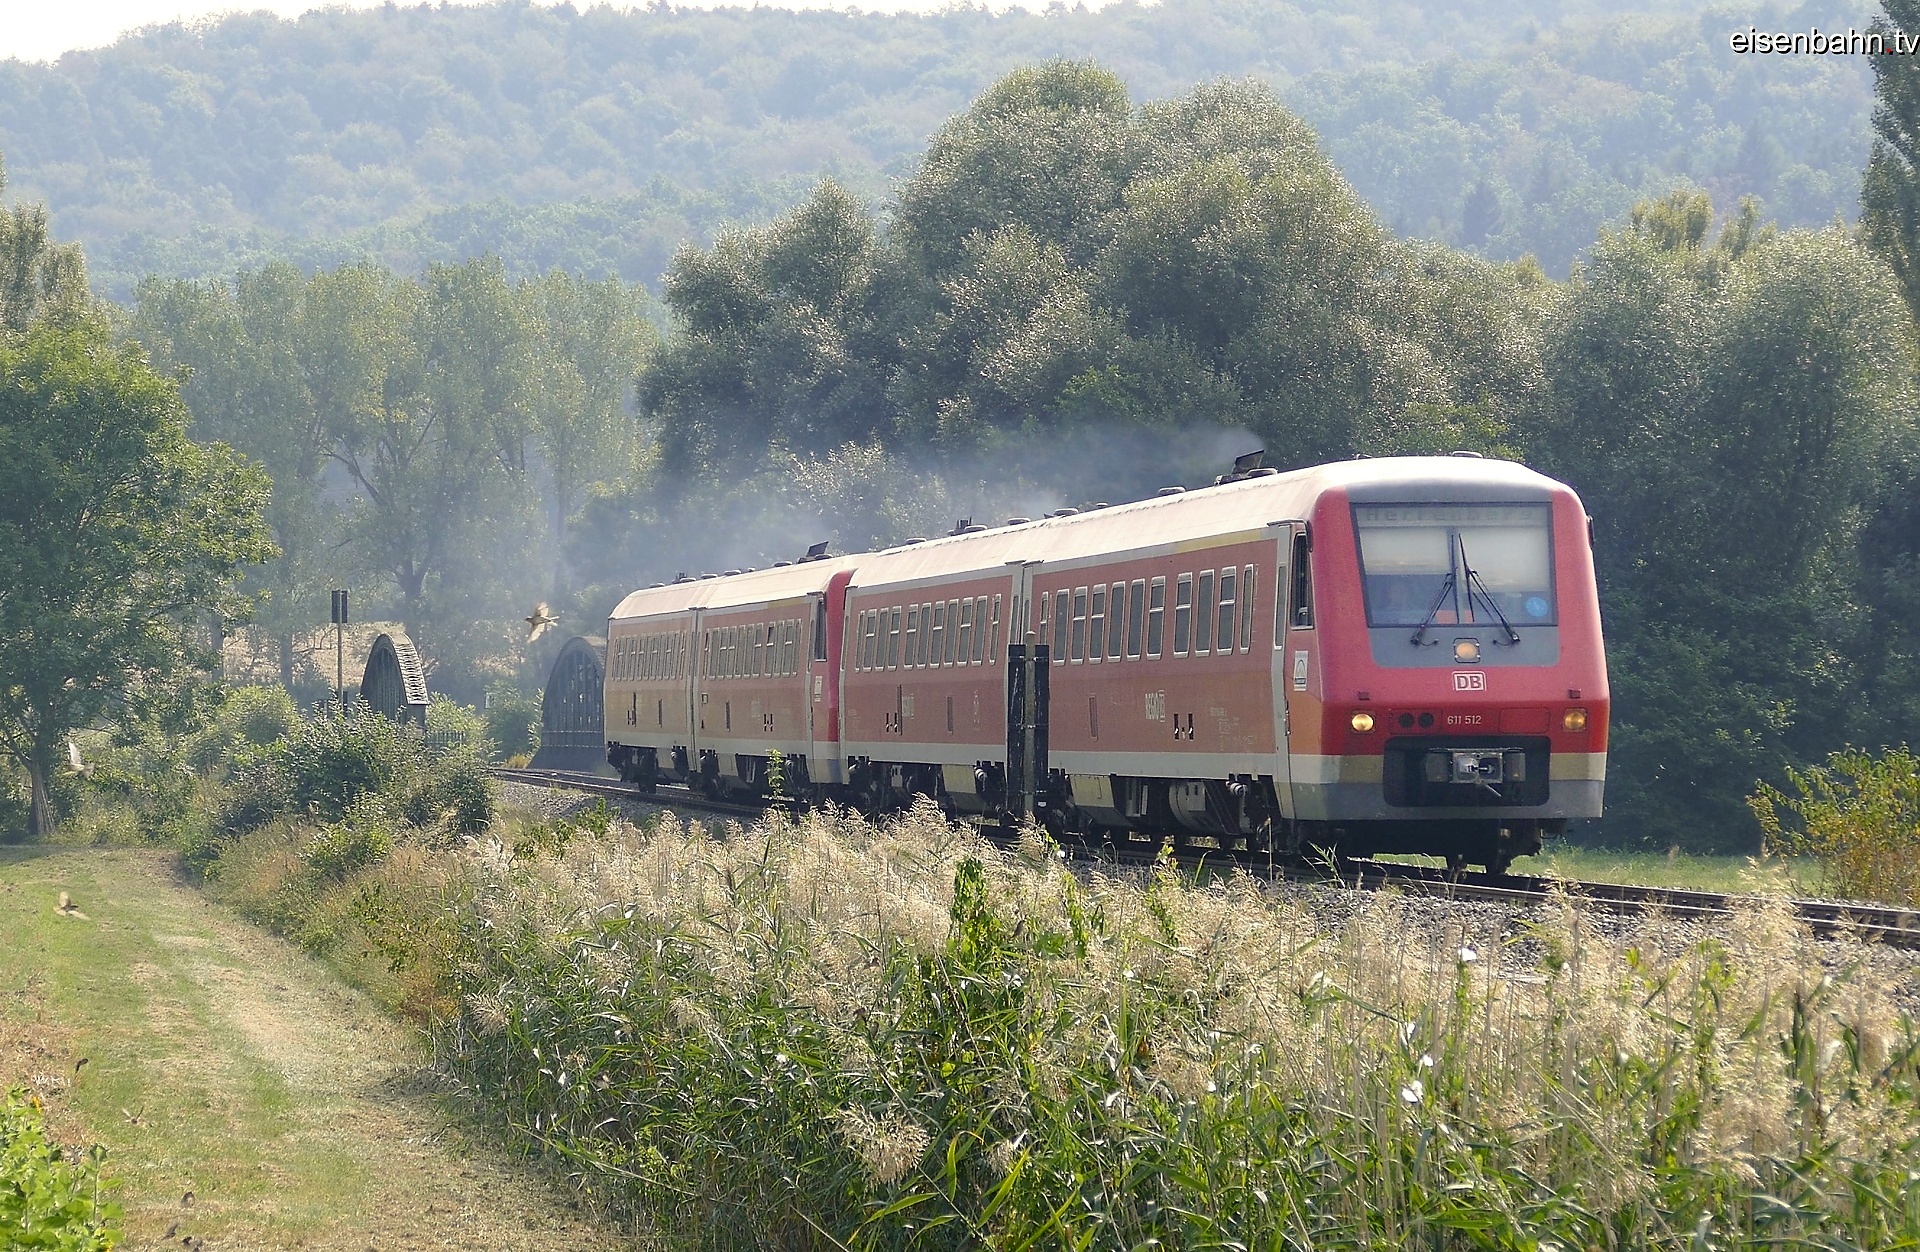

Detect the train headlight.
[
  {"left": 1350, "top": 711, "right": 1376, "bottom": 733},
  {"left": 1562, "top": 708, "right": 1589, "bottom": 733},
  {"left": 1452, "top": 638, "right": 1481, "bottom": 664}
]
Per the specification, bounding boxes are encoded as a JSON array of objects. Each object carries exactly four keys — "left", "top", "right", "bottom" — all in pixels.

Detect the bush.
[
  {"left": 304, "top": 802, "right": 399, "bottom": 880},
  {"left": 265, "top": 705, "right": 422, "bottom": 823},
  {"left": 184, "top": 684, "right": 299, "bottom": 775},
  {"left": 0, "top": 1089, "right": 119, "bottom": 1250},
  {"left": 483, "top": 684, "right": 541, "bottom": 763},
  {"left": 1752, "top": 745, "right": 1920, "bottom": 904},
  {"left": 402, "top": 752, "right": 496, "bottom": 838},
  {"left": 425, "top": 697, "right": 494, "bottom": 760}
]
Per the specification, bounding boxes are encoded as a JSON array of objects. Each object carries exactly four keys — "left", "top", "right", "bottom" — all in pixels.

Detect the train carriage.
[
  {"left": 604, "top": 558, "right": 857, "bottom": 796},
  {"left": 604, "top": 454, "right": 1608, "bottom": 872}
]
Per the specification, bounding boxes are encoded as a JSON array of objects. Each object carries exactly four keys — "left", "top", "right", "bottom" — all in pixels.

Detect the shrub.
[
  {"left": 425, "top": 697, "right": 494, "bottom": 760},
  {"left": 1752, "top": 744, "right": 1920, "bottom": 904},
  {"left": 253, "top": 704, "right": 422, "bottom": 824},
  {"left": 304, "top": 801, "right": 398, "bottom": 880},
  {"left": 0, "top": 1089, "right": 119, "bottom": 1251},
  {"left": 184, "top": 684, "right": 299, "bottom": 775},
  {"left": 401, "top": 751, "right": 496, "bottom": 838},
  {"left": 482, "top": 684, "right": 541, "bottom": 763}
]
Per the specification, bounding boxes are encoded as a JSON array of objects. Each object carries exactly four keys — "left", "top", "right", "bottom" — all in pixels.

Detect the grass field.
[
  {"left": 0, "top": 843, "right": 617, "bottom": 1249},
  {"left": 1525, "top": 843, "right": 1825, "bottom": 894}
]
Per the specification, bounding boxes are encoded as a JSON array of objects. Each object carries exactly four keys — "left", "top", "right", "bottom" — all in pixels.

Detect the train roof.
[
  {"left": 840, "top": 455, "right": 1569, "bottom": 591},
  {"left": 608, "top": 456, "right": 1571, "bottom": 619},
  {"left": 609, "top": 555, "right": 860, "bottom": 625}
]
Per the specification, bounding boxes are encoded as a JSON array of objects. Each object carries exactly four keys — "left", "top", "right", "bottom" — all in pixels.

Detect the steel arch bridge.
[
  {"left": 361, "top": 633, "right": 430, "bottom": 726},
  {"left": 529, "top": 635, "right": 607, "bottom": 771}
]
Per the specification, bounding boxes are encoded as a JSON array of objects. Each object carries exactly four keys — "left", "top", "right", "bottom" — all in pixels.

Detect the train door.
[
  {"left": 1271, "top": 525, "right": 1305, "bottom": 820},
  {"left": 687, "top": 608, "right": 704, "bottom": 768},
  {"left": 808, "top": 569, "right": 855, "bottom": 785},
  {"left": 1003, "top": 560, "right": 1045, "bottom": 821}
]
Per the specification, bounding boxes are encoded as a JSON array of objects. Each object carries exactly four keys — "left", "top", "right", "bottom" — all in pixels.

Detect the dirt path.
[{"left": 0, "top": 845, "right": 638, "bottom": 1250}]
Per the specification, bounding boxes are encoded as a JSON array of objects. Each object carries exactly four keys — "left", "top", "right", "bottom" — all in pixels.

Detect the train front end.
[{"left": 1286, "top": 459, "right": 1608, "bottom": 872}]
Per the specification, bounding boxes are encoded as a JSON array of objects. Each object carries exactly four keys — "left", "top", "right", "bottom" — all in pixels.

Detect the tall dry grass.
[{"left": 423, "top": 799, "right": 1920, "bottom": 1250}]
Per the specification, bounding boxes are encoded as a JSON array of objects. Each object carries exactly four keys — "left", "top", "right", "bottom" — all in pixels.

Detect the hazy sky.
[{"left": 1, "top": 0, "right": 1062, "bottom": 63}]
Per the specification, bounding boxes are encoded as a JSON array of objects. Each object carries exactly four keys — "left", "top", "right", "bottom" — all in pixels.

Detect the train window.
[
  {"left": 1107, "top": 584, "right": 1126, "bottom": 659},
  {"left": 1052, "top": 591, "right": 1070, "bottom": 661},
  {"left": 957, "top": 600, "right": 973, "bottom": 664},
  {"left": 989, "top": 595, "right": 1001, "bottom": 662},
  {"left": 920, "top": 604, "right": 934, "bottom": 666},
  {"left": 1127, "top": 580, "right": 1146, "bottom": 657},
  {"left": 813, "top": 600, "right": 829, "bottom": 662},
  {"left": 1216, "top": 569, "right": 1236, "bottom": 653},
  {"left": 946, "top": 601, "right": 960, "bottom": 665},
  {"left": 702, "top": 631, "right": 712, "bottom": 678},
  {"left": 1147, "top": 578, "right": 1166, "bottom": 657},
  {"left": 1290, "top": 531, "right": 1315, "bottom": 629},
  {"left": 1069, "top": 588, "right": 1087, "bottom": 662},
  {"left": 1352, "top": 502, "right": 1554, "bottom": 627},
  {"left": 905, "top": 607, "right": 919, "bottom": 668},
  {"left": 1240, "top": 566, "right": 1256, "bottom": 651},
  {"left": 930, "top": 602, "right": 946, "bottom": 667},
  {"left": 1088, "top": 586, "right": 1105, "bottom": 662},
  {"left": 1196, "top": 571, "right": 1216, "bottom": 653},
  {"left": 1174, "top": 575, "right": 1193, "bottom": 655},
  {"left": 887, "top": 608, "right": 901, "bottom": 669}
]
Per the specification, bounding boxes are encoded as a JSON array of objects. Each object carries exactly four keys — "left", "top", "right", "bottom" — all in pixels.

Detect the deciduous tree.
[{"left": 0, "top": 321, "right": 273, "bottom": 837}]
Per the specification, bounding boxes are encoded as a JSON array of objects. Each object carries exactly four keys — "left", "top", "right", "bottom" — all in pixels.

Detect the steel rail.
[{"left": 492, "top": 767, "right": 1920, "bottom": 949}]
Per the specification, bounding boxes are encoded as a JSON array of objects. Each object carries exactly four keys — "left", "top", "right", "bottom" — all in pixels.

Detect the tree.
[
  {"left": 1862, "top": 0, "right": 1920, "bottom": 324},
  {"left": 519, "top": 270, "right": 654, "bottom": 590},
  {"left": 133, "top": 264, "right": 345, "bottom": 689},
  {"left": 0, "top": 320, "right": 274, "bottom": 836},
  {"left": 0, "top": 156, "right": 89, "bottom": 333}
]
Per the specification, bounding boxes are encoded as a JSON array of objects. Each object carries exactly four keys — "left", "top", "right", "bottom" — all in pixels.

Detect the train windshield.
[{"left": 1353, "top": 503, "right": 1556, "bottom": 628}]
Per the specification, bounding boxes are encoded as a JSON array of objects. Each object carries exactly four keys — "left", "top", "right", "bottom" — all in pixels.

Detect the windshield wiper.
[
  {"left": 1408, "top": 567, "right": 1458, "bottom": 647},
  {"left": 1457, "top": 535, "right": 1521, "bottom": 645}
]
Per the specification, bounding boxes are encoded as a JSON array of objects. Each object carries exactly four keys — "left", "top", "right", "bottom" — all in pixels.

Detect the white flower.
[
  {"left": 1122, "top": 967, "right": 1137, "bottom": 981},
  {"left": 1418, "top": 1054, "right": 1435, "bottom": 1070},
  {"left": 1205, "top": 1080, "right": 1217, "bottom": 1093},
  {"left": 775, "top": 1052, "right": 789, "bottom": 1066},
  {"left": 1457, "top": 946, "right": 1479, "bottom": 964},
  {"left": 1400, "top": 1079, "right": 1425, "bottom": 1103},
  {"left": 1399, "top": 1020, "right": 1418, "bottom": 1044}
]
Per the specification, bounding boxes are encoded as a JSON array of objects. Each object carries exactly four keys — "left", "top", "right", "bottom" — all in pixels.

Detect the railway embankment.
[{"left": 193, "top": 777, "right": 1920, "bottom": 1250}]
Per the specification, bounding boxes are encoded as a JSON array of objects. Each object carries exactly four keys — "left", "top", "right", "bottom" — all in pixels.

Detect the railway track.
[{"left": 493, "top": 767, "right": 1920, "bottom": 949}]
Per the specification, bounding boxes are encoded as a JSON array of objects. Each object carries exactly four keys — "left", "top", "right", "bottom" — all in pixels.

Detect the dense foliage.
[
  {"left": 0, "top": 1090, "right": 118, "bottom": 1251},
  {"left": 0, "top": 299, "right": 274, "bottom": 836},
  {"left": 129, "top": 259, "right": 654, "bottom": 698},
  {"left": 0, "top": 0, "right": 1873, "bottom": 298},
  {"left": 1753, "top": 746, "right": 1920, "bottom": 904}
]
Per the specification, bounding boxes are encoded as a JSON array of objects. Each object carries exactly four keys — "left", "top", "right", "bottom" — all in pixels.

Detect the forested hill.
[{"left": 0, "top": 0, "right": 1874, "bottom": 299}]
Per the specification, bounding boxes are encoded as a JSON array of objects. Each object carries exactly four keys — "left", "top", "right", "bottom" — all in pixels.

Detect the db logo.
[{"left": 1452, "top": 671, "right": 1486, "bottom": 691}]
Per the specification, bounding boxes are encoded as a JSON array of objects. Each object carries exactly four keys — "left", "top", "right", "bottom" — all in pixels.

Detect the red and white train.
[{"left": 602, "top": 454, "right": 1608, "bottom": 872}]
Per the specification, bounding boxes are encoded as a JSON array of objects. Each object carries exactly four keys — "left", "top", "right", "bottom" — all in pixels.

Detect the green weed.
[{"left": 0, "top": 1088, "right": 119, "bottom": 1251}]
